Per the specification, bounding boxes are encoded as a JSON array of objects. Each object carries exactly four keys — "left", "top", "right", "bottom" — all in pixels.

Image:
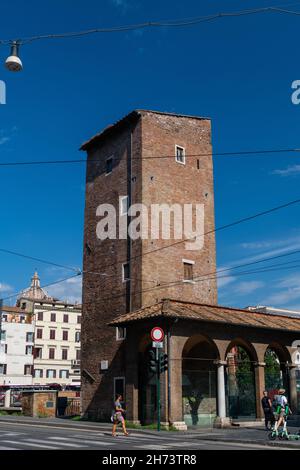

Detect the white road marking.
[
  {"left": 49, "top": 436, "right": 115, "bottom": 446},
  {"left": 2, "top": 440, "right": 59, "bottom": 449},
  {"left": 0, "top": 445, "right": 19, "bottom": 450},
  {"left": 136, "top": 444, "right": 170, "bottom": 450}
]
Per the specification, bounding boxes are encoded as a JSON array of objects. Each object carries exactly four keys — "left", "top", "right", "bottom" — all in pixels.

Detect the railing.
[{"left": 57, "top": 397, "right": 80, "bottom": 417}]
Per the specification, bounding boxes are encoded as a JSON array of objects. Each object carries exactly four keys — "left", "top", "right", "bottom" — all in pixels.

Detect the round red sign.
[{"left": 151, "top": 327, "right": 164, "bottom": 342}]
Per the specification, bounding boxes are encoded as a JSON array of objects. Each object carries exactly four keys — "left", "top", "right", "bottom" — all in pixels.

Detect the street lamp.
[{"left": 5, "top": 41, "right": 23, "bottom": 72}]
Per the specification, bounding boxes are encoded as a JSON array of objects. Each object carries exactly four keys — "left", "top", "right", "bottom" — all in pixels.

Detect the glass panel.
[
  {"left": 182, "top": 369, "right": 216, "bottom": 428},
  {"left": 226, "top": 346, "right": 256, "bottom": 418}
]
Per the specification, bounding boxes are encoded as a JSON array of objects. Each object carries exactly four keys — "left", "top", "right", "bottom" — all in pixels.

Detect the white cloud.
[
  {"left": 0, "top": 282, "right": 14, "bottom": 293},
  {"left": 216, "top": 266, "right": 236, "bottom": 288},
  {"left": 260, "top": 272, "right": 300, "bottom": 307},
  {"left": 272, "top": 165, "right": 300, "bottom": 177},
  {"left": 47, "top": 276, "right": 82, "bottom": 304},
  {"left": 0, "top": 136, "right": 9, "bottom": 145},
  {"left": 234, "top": 280, "right": 265, "bottom": 295},
  {"left": 110, "top": 0, "right": 129, "bottom": 9}
]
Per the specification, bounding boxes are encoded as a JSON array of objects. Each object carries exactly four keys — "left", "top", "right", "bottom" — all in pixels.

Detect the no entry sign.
[{"left": 151, "top": 327, "right": 164, "bottom": 342}]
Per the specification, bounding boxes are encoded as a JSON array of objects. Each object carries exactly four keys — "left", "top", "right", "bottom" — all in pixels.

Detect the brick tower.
[{"left": 80, "top": 110, "right": 217, "bottom": 419}]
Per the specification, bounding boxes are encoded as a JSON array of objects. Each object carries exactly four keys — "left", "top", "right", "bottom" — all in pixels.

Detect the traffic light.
[
  {"left": 148, "top": 350, "right": 157, "bottom": 374},
  {"left": 159, "top": 353, "right": 168, "bottom": 373}
]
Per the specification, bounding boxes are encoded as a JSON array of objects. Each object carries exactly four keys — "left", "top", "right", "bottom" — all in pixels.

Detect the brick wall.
[{"left": 81, "top": 110, "right": 217, "bottom": 418}]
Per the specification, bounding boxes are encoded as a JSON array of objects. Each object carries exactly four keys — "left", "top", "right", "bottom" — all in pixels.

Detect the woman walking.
[{"left": 111, "top": 394, "right": 129, "bottom": 437}]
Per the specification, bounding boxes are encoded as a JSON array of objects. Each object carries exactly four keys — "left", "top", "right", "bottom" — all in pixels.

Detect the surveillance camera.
[{"left": 5, "top": 55, "right": 23, "bottom": 72}]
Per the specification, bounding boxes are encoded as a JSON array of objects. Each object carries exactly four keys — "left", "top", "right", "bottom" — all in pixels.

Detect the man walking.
[{"left": 261, "top": 390, "right": 274, "bottom": 430}]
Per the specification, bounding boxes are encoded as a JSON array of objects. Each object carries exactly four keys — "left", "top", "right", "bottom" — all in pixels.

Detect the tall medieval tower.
[{"left": 81, "top": 110, "right": 217, "bottom": 418}]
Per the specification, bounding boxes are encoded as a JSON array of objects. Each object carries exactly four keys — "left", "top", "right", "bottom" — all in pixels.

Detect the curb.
[
  {"left": 0, "top": 417, "right": 185, "bottom": 437},
  {"left": 197, "top": 436, "right": 300, "bottom": 449}
]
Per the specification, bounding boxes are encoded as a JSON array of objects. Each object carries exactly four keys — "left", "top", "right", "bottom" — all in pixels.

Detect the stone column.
[
  {"left": 168, "top": 336, "right": 187, "bottom": 430},
  {"left": 214, "top": 360, "right": 230, "bottom": 428},
  {"left": 4, "top": 389, "right": 11, "bottom": 408},
  {"left": 125, "top": 334, "right": 140, "bottom": 425},
  {"left": 254, "top": 362, "right": 265, "bottom": 420},
  {"left": 288, "top": 364, "right": 298, "bottom": 413}
]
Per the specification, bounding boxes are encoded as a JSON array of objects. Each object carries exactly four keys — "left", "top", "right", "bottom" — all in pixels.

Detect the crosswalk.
[{"left": 0, "top": 428, "right": 202, "bottom": 450}]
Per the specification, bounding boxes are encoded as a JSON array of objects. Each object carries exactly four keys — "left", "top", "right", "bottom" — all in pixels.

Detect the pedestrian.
[
  {"left": 111, "top": 394, "right": 129, "bottom": 437},
  {"left": 273, "top": 388, "right": 290, "bottom": 433},
  {"left": 261, "top": 390, "right": 274, "bottom": 430}
]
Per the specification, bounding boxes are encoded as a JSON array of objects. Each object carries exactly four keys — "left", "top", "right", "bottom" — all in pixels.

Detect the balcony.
[{"left": 71, "top": 360, "right": 81, "bottom": 369}]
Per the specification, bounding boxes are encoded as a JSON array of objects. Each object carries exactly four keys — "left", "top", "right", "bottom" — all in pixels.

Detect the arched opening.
[
  {"left": 182, "top": 335, "right": 219, "bottom": 428},
  {"left": 225, "top": 341, "right": 257, "bottom": 419},
  {"left": 264, "top": 344, "right": 290, "bottom": 401}
]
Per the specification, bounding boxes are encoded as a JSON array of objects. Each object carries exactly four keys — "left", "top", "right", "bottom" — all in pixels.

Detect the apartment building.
[
  {"left": 17, "top": 272, "right": 82, "bottom": 387},
  {"left": 0, "top": 306, "right": 34, "bottom": 385}
]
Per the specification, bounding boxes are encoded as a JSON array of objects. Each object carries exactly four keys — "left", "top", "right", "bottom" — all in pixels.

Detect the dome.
[{"left": 18, "top": 271, "right": 53, "bottom": 301}]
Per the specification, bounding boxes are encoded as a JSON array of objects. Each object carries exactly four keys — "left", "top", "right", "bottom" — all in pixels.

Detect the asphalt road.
[{"left": 0, "top": 422, "right": 293, "bottom": 450}]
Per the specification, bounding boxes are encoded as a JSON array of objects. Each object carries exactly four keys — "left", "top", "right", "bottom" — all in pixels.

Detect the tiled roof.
[
  {"left": 109, "top": 299, "right": 300, "bottom": 332},
  {"left": 80, "top": 109, "right": 210, "bottom": 151},
  {"left": 1, "top": 306, "right": 24, "bottom": 314}
]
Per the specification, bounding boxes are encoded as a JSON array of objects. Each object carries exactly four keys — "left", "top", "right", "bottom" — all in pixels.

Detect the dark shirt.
[{"left": 261, "top": 396, "right": 271, "bottom": 410}]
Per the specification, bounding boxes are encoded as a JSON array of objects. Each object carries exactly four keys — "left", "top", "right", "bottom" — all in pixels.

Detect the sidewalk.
[{"left": 196, "top": 426, "right": 300, "bottom": 448}]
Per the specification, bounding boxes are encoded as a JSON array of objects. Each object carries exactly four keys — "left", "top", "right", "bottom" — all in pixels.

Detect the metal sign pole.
[{"left": 156, "top": 346, "right": 161, "bottom": 432}]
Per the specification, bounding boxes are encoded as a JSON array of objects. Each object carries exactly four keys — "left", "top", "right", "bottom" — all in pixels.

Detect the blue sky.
[{"left": 1, "top": 0, "right": 300, "bottom": 308}]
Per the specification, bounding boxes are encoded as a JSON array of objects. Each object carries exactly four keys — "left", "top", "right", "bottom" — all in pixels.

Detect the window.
[
  {"left": 63, "top": 314, "right": 69, "bottom": 323},
  {"left": 46, "top": 369, "right": 56, "bottom": 379},
  {"left": 50, "top": 330, "right": 56, "bottom": 340},
  {"left": 20, "top": 316, "right": 25, "bottom": 323},
  {"left": 0, "top": 364, "right": 7, "bottom": 375},
  {"left": 34, "top": 347, "right": 42, "bottom": 359},
  {"left": 62, "top": 349, "right": 68, "bottom": 360},
  {"left": 75, "top": 331, "right": 80, "bottom": 343},
  {"left": 76, "top": 349, "right": 81, "bottom": 360},
  {"left": 63, "top": 330, "right": 68, "bottom": 341},
  {"left": 0, "top": 330, "right": 6, "bottom": 341},
  {"left": 34, "top": 369, "right": 43, "bottom": 378},
  {"left": 26, "top": 332, "right": 34, "bottom": 342},
  {"left": 49, "top": 348, "right": 55, "bottom": 360},
  {"left": 21, "top": 302, "right": 26, "bottom": 310},
  {"left": 60, "top": 370, "right": 69, "bottom": 379},
  {"left": 26, "top": 345, "right": 33, "bottom": 355},
  {"left": 114, "top": 377, "right": 125, "bottom": 400},
  {"left": 122, "top": 263, "right": 130, "bottom": 282},
  {"left": 2, "top": 315, "right": 7, "bottom": 322},
  {"left": 36, "top": 328, "right": 43, "bottom": 339},
  {"left": 175, "top": 145, "right": 186, "bottom": 164},
  {"left": 37, "top": 312, "right": 43, "bottom": 321},
  {"left": 116, "top": 327, "right": 126, "bottom": 341},
  {"left": 106, "top": 157, "right": 113, "bottom": 175},
  {"left": 0, "top": 344, "right": 7, "bottom": 354},
  {"left": 120, "top": 195, "right": 129, "bottom": 216},
  {"left": 51, "top": 313, "right": 56, "bottom": 322},
  {"left": 77, "top": 316, "right": 81, "bottom": 324},
  {"left": 183, "top": 260, "right": 194, "bottom": 281},
  {"left": 24, "top": 365, "right": 33, "bottom": 375}
]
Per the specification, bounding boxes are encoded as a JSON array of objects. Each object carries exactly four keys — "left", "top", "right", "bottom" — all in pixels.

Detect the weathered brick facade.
[{"left": 81, "top": 110, "right": 217, "bottom": 419}]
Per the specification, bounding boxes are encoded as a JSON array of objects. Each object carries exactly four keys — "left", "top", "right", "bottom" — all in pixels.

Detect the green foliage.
[{"left": 265, "top": 348, "right": 282, "bottom": 391}]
